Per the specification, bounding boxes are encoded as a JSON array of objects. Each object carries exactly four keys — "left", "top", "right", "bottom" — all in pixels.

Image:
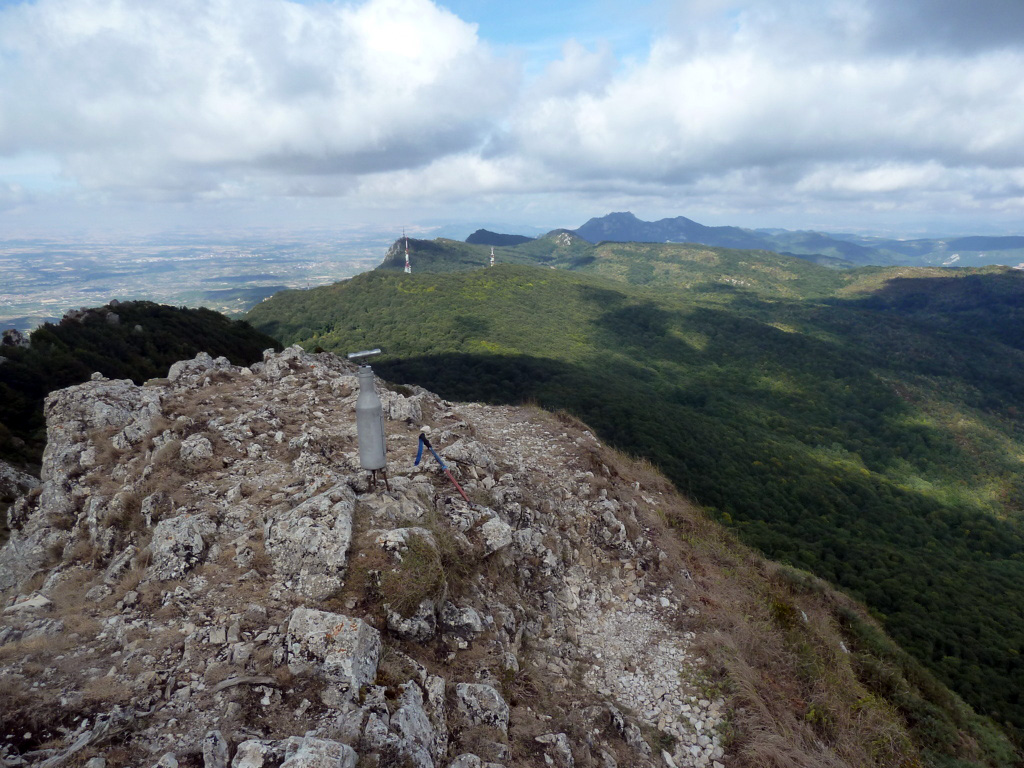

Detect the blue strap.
[
  {"left": 428, "top": 444, "right": 448, "bottom": 471},
  {"left": 415, "top": 433, "right": 449, "bottom": 470}
]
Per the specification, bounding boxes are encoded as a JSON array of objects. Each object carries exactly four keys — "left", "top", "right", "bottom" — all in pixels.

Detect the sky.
[{"left": 1, "top": 0, "right": 1023, "bottom": 238}]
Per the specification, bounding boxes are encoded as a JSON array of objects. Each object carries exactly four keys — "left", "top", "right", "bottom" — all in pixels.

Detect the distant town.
[{"left": 0, "top": 231, "right": 394, "bottom": 333}]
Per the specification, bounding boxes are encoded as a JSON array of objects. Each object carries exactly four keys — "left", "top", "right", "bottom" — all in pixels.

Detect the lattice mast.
[
  {"left": 490, "top": 246, "right": 495, "bottom": 268},
  {"left": 403, "top": 231, "right": 411, "bottom": 274}
]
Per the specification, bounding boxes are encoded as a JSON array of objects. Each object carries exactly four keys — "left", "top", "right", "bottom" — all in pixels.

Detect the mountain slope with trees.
[
  {"left": 248, "top": 254, "right": 1024, "bottom": 749},
  {"left": 0, "top": 301, "right": 280, "bottom": 466}
]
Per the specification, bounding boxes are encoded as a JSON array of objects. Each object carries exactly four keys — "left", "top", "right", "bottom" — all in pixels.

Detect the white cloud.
[
  {"left": 0, "top": 0, "right": 515, "bottom": 196},
  {"left": 1, "top": 0, "right": 1024, "bottom": 234},
  {"left": 508, "top": 44, "right": 1024, "bottom": 179}
]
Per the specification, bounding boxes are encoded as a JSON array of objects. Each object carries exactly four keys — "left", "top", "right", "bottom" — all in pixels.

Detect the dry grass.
[
  {"left": 81, "top": 673, "right": 134, "bottom": 706},
  {"left": 0, "top": 631, "right": 77, "bottom": 665}
]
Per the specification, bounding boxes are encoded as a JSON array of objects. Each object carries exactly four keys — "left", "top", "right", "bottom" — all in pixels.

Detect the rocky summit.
[{"left": 2, "top": 346, "right": 953, "bottom": 768}]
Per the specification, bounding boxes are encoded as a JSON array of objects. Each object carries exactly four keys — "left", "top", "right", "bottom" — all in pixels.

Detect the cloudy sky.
[{"left": 1, "top": 0, "right": 1023, "bottom": 237}]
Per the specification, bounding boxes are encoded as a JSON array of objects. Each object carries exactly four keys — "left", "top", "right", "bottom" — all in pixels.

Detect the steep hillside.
[
  {"left": 0, "top": 347, "right": 1016, "bottom": 767},
  {"left": 0, "top": 301, "right": 281, "bottom": 466},
  {"left": 247, "top": 265, "right": 1024, "bottom": 743}
]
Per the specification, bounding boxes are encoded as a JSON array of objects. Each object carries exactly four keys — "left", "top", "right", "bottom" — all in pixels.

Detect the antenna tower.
[
  {"left": 403, "top": 230, "right": 411, "bottom": 274},
  {"left": 490, "top": 246, "right": 495, "bottom": 268}
]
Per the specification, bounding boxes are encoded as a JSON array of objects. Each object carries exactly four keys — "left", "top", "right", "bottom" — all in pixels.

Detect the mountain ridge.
[
  {"left": 557, "top": 212, "right": 1024, "bottom": 268},
  {"left": 0, "top": 346, "right": 1016, "bottom": 767}
]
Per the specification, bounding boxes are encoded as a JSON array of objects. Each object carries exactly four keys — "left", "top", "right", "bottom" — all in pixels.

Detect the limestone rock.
[
  {"left": 0, "top": 346, "right": 736, "bottom": 768},
  {"left": 41, "top": 376, "right": 161, "bottom": 483},
  {"left": 455, "top": 683, "right": 510, "bottom": 734},
  {"left": 3, "top": 592, "right": 52, "bottom": 613},
  {"left": 391, "top": 682, "right": 440, "bottom": 768},
  {"left": 231, "top": 741, "right": 285, "bottom": 768},
  {"left": 167, "top": 351, "right": 234, "bottom": 384},
  {"left": 286, "top": 608, "right": 381, "bottom": 703},
  {"left": 202, "top": 730, "right": 230, "bottom": 768},
  {"left": 266, "top": 486, "right": 355, "bottom": 600},
  {"left": 536, "top": 734, "right": 574, "bottom": 768},
  {"left": 280, "top": 736, "right": 357, "bottom": 768},
  {"left": 387, "top": 599, "right": 437, "bottom": 642},
  {"left": 374, "top": 526, "right": 435, "bottom": 553},
  {"left": 440, "top": 602, "right": 484, "bottom": 637},
  {"left": 253, "top": 344, "right": 311, "bottom": 381},
  {"left": 381, "top": 388, "right": 424, "bottom": 422},
  {"left": 480, "top": 517, "right": 513, "bottom": 555},
  {"left": 0, "top": 458, "right": 38, "bottom": 504},
  {"left": 442, "top": 439, "right": 496, "bottom": 473},
  {"left": 148, "top": 513, "right": 216, "bottom": 580},
  {"left": 180, "top": 434, "right": 215, "bottom": 466}
]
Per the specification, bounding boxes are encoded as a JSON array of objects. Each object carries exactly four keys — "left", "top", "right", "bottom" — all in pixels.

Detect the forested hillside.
[
  {"left": 247, "top": 257, "right": 1024, "bottom": 749},
  {"left": 0, "top": 301, "right": 280, "bottom": 465}
]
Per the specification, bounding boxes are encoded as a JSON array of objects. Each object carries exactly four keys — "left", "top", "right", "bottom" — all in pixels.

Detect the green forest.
[
  {"left": 0, "top": 301, "right": 280, "bottom": 465},
  {"left": 248, "top": 243, "right": 1024, "bottom": 754}
]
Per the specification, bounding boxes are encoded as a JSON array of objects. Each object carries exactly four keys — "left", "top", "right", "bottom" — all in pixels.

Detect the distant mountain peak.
[{"left": 465, "top": 229, "right": 535, "bottom": 247}]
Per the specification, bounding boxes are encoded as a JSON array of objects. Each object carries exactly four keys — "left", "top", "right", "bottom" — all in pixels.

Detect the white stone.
[
  {"left": 3, "top": 593, "right": 52, "bottom": 613},
  {"left": 280, "top": 736, "right": 357, "bottom": 768},
  {"left": 391, "top": 682, "right": 439, "bottom": 767},
  {"left": 286, "top": 608, "right": 381, "bottom": 703},
  {"left": 441, "top": 602, "right": 484, "bottom": 636},
  {"left": 231, "top": 741, "right": 282, "bottom": 768},
  {"left": 180, "top": 434, "right": 214, "bottom": 466},
  {"left": 266, "top": 485, "right": 355, "bottom": 599},
  {"left": 481, "top": 517, "right": 513, "bottom": 555},
  {"left": 148, "top": 513, "right": 215, "bottom": 580},
  {"left": 202, "top": 730, "right": 229, "bottom": 768},
  {"left": 455, "top": 683, "right": 510, "bottom": 734}
]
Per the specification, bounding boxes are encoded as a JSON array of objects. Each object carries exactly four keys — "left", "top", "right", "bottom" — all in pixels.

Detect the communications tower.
[
  {"left": 403, "top": 231, "right": 411, "bottom": 274},
  {"left": 490, "top": 246, "right": 495, "bottom": 268}
]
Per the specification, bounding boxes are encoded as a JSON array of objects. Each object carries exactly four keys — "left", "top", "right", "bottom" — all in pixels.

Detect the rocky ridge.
[{"left": 0, "top": 347, "right": 728, "bottom": 768}]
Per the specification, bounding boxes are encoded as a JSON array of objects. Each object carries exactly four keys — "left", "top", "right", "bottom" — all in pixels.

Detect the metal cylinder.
[{"left": 355, "top": 366, "right": 387, "bottom": 470}]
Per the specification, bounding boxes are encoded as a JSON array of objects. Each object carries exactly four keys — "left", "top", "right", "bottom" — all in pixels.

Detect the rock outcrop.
[{"left": 0, "top": 346, "right": 732, "bottom": 768}]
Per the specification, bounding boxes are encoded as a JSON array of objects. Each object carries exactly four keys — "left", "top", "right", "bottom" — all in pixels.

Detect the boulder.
[
  {"left": 391, "top": 682, "right": 439, "bottom": 768},
  {"left": 266, "top": 485, "right": 355, "bottom": 600},
  {"left": 536, "top": 734, "right": 575, "bottom": 768},
  {"left": 454, "top": 683, "right": 510, "bottom": 734},
  {"left": 442, "top": 440, "right": 496, "bottom": 473},
  {"left": 167, "top": 352, "right": 234, "bottom": 384},
  {"left": 387, "top": 600, "right": 437, "bottom": 642},
  {"left": 254, "top": 345, "right": 313, "bottom": 381},
  {"left": 3, "top": 592, "right": 52, "bottom": 614},
  {"left": 202, "top": 730, "right": 230, "bottom": 768},
  {"left": 381, "top": 389, "right": 424, "bottom": 423},
  {"left": 480, "top": 518, "right": 513, "bottom": 555},
  {"left": 440, "top": 603, "right": 484, "bottom": 637},
  {"left": 148, "top": 513, "right": 216, "bottom": 580},
  {"left": 280, "top": 736, "right": 357, "bottom": 768},
  {"left": 231, "top": 740, "right": 282, "bottom": 768},
  {"left": 180, "top": 434, "right": 215, "bottom": 467},
  {"left": 286, "top": 608, "right": 381, "bottom": 704}
]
